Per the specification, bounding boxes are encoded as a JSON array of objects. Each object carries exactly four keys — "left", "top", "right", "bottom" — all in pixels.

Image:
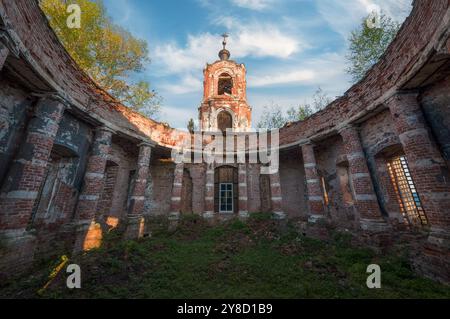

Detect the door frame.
[{"left": 219, "top": 182, "right": 234, "bottom": 214}]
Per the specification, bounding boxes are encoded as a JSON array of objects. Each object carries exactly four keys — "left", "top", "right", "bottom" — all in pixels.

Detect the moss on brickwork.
[{"left": 0, "top": 215, "right": 449, "bottom": 299}]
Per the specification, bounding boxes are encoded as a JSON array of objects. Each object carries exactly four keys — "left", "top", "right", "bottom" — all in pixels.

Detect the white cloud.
[
  {"left": 247, "top": 52, "right": 348, "bottom": 89},
  {"left": 249, "top": 70, "right": 315, "bottom": 87},
  {"left": 152, "top": 17, "right": 303, "bottom": 96},
  {"left": 160, "top": 105, "right": 198, "bottom": 128},
  {"left": 230, "top": 0, "right": 273, "bottom": 10},
  {"left": 161, "top": 75, "right": 203, "bottom": 95},
  {"left": 154, "top": 21, "right": 301, "bottom": 77},
  {"left": 227, "top": 22, "right": 301, "bottom": 59},
  {"left": 316, "top": 0, "right": 412, "bottom": 39},
  {"left": 360, "top": 0, "right": 412, "bottom": 19},
  {"left": 148, "top": 0, "right": 413, "bottom": 126},
  {"left": 247, "top": 52, "right": 351, "bottom": 124},
  {"left": 104, "top": 0, "right": 133, "bottom": 24},
  {"left": 153, "top": 34, "right": 218, "bottom": 76},
  {"left": 157, "top": 52, "right": 350, "bottom": 125},
  {"left": 249, "top": 94, "right": 303, "bottom": 125}
]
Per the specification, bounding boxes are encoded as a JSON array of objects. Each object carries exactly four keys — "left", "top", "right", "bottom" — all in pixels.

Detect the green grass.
[{"left": 1, "top": 215, "right": 449, "bottom": 299}]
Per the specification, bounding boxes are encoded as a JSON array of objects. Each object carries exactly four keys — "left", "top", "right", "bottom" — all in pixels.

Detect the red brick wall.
[
  {"left": 279, "top": 149, "right": 307, "bottom": 218},
  {"left": 359, "top": 109, "right": 402, "bottom": 221},
  {"left": 421, "top": 73, "right": 450, "bottom": 166},
  {"left": 97, "top": 164, "right": 119, "bottom": 218},
  {"left": 1, "top": 0, "right": 450, "bottom": 282},
  {"left": 145, "top": 162, "right": 175, "bottom": 216},
  {"left": 315, "top": 136, "right": 345, "bottom": 222},
  {"left": 188, "top": 164, "right": 206, "bottom": 215},
  {"left": 0, "top": 79, "right": 33, "bottom": 184},
  {"left": 0, "top": 0, "right": 448, "bottom": 150},
  {"left": 105, "top": 143, "right": 137, "bottom": 220},
  {"left": 247, "top": 164, "right": 261, "bottom": 213}
]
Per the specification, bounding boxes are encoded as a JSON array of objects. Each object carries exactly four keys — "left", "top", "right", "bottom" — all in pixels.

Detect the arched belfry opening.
[
  {"left": 218, "top": 73, "right": 233, "bottom": 95},
  {"left": 217, "top": 110, "right": 233, "bottom": 133}
]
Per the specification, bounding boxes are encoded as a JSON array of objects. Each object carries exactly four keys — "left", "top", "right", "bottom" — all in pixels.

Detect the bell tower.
[{"left": 199, "top": 34, "right": 252, "bottom": 132}]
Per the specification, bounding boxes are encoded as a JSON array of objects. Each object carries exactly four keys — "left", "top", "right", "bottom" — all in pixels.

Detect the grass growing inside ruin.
[{"left": 1, "top": 214, "right": 449, "bottom": 299}]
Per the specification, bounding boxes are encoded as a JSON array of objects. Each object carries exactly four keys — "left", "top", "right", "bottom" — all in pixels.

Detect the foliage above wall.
[{"left": 40, "top": 0, "right": 161, "bottom": 118}]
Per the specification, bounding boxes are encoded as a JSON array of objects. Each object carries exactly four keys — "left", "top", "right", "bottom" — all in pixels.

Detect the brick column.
[
  {"left": 204, "top": 163, "right": 215, "bottom": 219},
  {"left": 301, "top": 143, "right": 325, "bottom": 223},
  {"left": 340, "top": 125, "right": 387, "bottom": 231},
  {"left": 124, "top": 142, "right": 152, "bottom": 239},
  {"left": 0, "top": 95, "right": 66, "bottom": 271},
  {"left": 169, "top": 162, "right": 184, "bottom": 220},
  {"left": 238, "top": 163, "right": 249, "bottom": 218},
  {"left": 73, "top": 126, "right": 113, "bottom": 252},
  {"left": 269, "top": 171, "right": 285, "bottom": 219},
  {"left": 0, "top": 43, "right": 8, "bottom": 71},
  {"left": 0, "top": 31, "right": 18, "bottom": 72},
  {"left": 387, "top": 93, "right": 450, "bottom": 260}
]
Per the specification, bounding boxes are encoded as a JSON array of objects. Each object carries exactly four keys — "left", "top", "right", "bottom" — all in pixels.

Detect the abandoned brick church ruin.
[{"left": 0, "top": 0, "right": 449, "bottom": 283}]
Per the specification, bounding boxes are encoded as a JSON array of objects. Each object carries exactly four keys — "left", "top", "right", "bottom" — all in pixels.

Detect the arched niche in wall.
[
  {"left": 180, "top": 168, "right": 193, "bottom": 214},
  {"left": 336, "top": 160, "right": 355, "bottom": 207},
  {"left": 374, "top": 143, "right": 428, "bottom": 227},
  {"left": 30, "top": 143, "right": 79, "bottom": 226},
  {"left": 259, "top": 173, "right": 272, "bottom": 213},
  {"left": 214, "top": 165, "right": 238, "bottom": 214},
  {"left": 217, "top": 110, "right": 233, "bottom": 133},
  {"left": 98, "top": 160, "right": 120, "bottom": 220}
]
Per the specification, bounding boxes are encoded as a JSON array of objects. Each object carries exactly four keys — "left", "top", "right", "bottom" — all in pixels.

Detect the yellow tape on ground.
[{"left": 37, "top": 255, "right": 69, "bottom": 295}]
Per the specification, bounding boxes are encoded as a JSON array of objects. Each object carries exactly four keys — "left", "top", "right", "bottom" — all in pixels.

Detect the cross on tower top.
[
  {"left": 222, "top": 33, "right": 229, "bottom": 49},
  {"left": 219, "top": 33, "right": 231, "bottom": 61}
]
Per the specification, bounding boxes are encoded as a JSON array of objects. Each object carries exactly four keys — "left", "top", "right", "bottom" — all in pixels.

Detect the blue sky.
[{"left": 102, "top": 0, "right": 412, "bottom": 128}]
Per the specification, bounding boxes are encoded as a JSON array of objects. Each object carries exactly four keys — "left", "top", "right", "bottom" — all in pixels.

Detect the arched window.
[
  {"left": 375, "top": 143, "right": 428, "bottom": 227},
  {"left": 218, "top": 73, "right": 233, "bottom": 95},
  {"left": 217, "top": 111, "right": 233, "bottom": 133},
  {"left": 30, "top": 143, "right": 79, "bottom": 226},
  {"left": 98, "top": 160, "right": 119, "bottom": 218},
  {"left": 387, "top": 155, "right": 428, "bottom": 226}
]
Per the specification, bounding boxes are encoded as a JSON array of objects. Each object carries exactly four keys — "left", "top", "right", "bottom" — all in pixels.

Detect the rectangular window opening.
[{"left": 219, "top": 183, "right": 233, "bottom": 213}]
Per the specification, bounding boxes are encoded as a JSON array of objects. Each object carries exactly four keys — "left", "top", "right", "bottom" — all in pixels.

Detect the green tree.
[
  {"left": 187, "top": 118, "right": 196, "bottom": 133},
  {"left": 257, "top": 88, "right": 332, "bottom": 129},
  {"left": 256, "top": 103, "right": 286, "bottom": 130},
  {"left": 286, "top": 104, "right": 314, "bottom": 122},
  {"left": 311, "top": 87, "right": 332, "bottom": 111},
  {"left": 40, "top": 0, "right": 161, "bottom": 118},
  {"left": 347, "top": 12, "right": 401, "bottom": 82}
]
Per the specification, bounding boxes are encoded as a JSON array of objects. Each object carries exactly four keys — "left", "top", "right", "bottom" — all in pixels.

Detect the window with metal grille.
[{"left": 387, "top": 156, "right": 428, "bottom": 226}]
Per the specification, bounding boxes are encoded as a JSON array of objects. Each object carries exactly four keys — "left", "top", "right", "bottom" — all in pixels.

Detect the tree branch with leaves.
[
  {"left": 257, "top": 87, "right": 332, "bottom": 129},
  {"left": 40, "top": 0, "right": 161, "bottom": 118},
  {"left": 346, "top": 11, "right": 401, "bottom": 83}
]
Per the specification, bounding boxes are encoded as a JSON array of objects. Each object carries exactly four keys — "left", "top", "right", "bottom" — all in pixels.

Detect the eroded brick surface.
[{"left": 0, "top": 0, "right": 449, "bottom": 283}]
